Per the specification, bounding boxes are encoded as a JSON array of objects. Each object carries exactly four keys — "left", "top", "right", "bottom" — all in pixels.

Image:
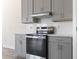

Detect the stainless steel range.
[
  {"left": 26, "top": 34, "right": 48, "bottom": 59},
  {"left": 36, "top": 26, "right": 55, "bottom": 34},
  {"left": 26, "top": 25, "right": 55, "bottom": 59}
]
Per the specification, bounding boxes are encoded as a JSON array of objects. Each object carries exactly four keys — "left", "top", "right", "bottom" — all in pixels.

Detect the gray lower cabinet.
[
  {"left": 48, "top": 36, "right": 72, "bottom": 59},
  {"left": 15, "top": 34, "right": 26, "bottom": 58},
  {"left": 15, "top": 34, "right": 72, "bottom": 59}
]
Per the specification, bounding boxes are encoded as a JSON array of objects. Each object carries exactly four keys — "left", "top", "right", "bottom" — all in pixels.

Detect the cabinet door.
[
  {"left": 53, "top": 0, "right": 64, "bottom": 18},
  {"left": 48, "top": 41, "right": 59, "bottom": 59},
  {"left": 15, "top": 39, "right": 22, "bottom": 57},
  {"left": 49, "top": 41, "right": 63, "bottom": 59},
  {"left": 62, "top": 43, "right": 72, "bottom": 59},
  {"left": 43, "top": 0, "right": 51, "bottom": 12},
  {"left": 49, "top": 36, "right": 72, "bottom": 59},
  {"left": 33, "top": 0, "right": 51, "bottom": 13},
  {"left": 22, "top": 39, "right": 26, "bottom": 58},
  {"left": 15, "top": 34, "right": 26, "bottom": 58},
  {"left": 63, "top": 0, "right": 72, "bottom": 18},
  {"left": 33, "top": 0, "right": 43, "bottom": 13},
  {"left": 56, "top": 37, "right": 72, "bottom": 59},
  {"left": 22, "top": 0, "right": 33, "bottom": 23}
]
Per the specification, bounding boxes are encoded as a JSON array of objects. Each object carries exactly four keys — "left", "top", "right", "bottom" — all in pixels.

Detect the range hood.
[{"left": 31, "top": 12, "right": 53, "bottom": 18}]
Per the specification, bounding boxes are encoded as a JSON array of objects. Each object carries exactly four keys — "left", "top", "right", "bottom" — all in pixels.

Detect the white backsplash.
[
  {"left": 27, "top": 21, "right": 72, "bottom": 35},
  {"left": 55, "top": 21, "right": 72, "bottom": 35}
]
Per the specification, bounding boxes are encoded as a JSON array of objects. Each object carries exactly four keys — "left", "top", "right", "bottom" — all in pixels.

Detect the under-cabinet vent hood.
[{"left": 31, "top": 12, "right": 53, "bottom": 18}]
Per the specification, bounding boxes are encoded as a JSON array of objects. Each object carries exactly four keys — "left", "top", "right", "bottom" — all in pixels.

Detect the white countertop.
[
  {"left": 15, "top": 33, "right": 72, "bottom": 37},
  {"left": 48, "top": 34, "right": 72, "bottom": 37}
]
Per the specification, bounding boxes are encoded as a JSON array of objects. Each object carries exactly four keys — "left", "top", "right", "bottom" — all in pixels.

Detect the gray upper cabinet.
[
  {"left": 53, "top": 0, "right": 64, "bottom": 18},
  {"left": 53, "top": 0, "right": 72, "bottom": 21},
  {"left": 22, "top": 0, "right": 52, "bottom": 23},
  {"left": 22, "top": 0, "right": 72, "bottom": 23},
  {"left": 63, "top": 0, "right": 72, "bottom": 19},
  {"left": 22, "top": 0, "right": 33, "bottom": 24}
]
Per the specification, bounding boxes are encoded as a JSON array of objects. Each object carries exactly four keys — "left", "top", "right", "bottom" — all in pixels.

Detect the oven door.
[{"left": 26, "top": 35, "right": 48, "bottom": 58}]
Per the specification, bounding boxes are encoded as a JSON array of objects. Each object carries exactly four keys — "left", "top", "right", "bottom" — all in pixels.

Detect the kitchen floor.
[{"left": 2, "top": 48, "right": 25, "bottom": 59}]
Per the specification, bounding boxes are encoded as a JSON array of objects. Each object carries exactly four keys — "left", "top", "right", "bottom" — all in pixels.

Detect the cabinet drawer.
[{"left": 49, "top": 36, "right": 72, "bottom": 43}]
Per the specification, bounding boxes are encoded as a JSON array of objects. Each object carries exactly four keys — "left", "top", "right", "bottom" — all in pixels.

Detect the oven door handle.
[{"left": 26, "top": 36, "right": 46, "bottom": 39}]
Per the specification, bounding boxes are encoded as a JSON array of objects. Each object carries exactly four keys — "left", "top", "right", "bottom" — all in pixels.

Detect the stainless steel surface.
[
  {"left": 26, "top": 54, "right": 45, "bottom": 59},
  {"left": 31, "top": 12, "right": 52, "bottom": 17},
  {"left": 26, "top": 35, "right": 46, "bottom": 39},
  {"left": 26, "top": 34, "right": 48, "bottom": 59},
  {"left": 36, "top": 26, "right": 55, "bottom": 34}
]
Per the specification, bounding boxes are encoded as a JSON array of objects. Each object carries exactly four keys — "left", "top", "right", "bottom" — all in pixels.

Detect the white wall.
[
  {"left": 54, "top": 21, "right": 72, "bottom": 35},
  {"left": 2, "top": 0, "right": 37, "bottom": 49},
  {"left": 2, "top": 0, "right": 72, "bottom": 49},
  {"left": 2, "top": 0, "right": 26, "bottom": 49}
]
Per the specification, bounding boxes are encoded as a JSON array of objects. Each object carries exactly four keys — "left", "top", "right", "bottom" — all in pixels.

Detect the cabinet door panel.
[
  {"left": 62, "top": 43, "right": 72, "bottom": 59},
  {"left": 15, "top": 39, "right": 22, "bottom": 57},
  {"left": 49, "top": 41, "right": 59, "bottom": 59},
  {"left": 43, "top": 0, "right": 51, "bottom": 12},
  {"left": 22, "top": 0, "right": 33, "bottom": 23},
  {"left": 53, "top": 0, "right": 64, "bottom": 17},
  {"left": 15, "top": 34, "right": 26, "bottom": 58},
  {"left": 22, "top": 39, "right": 26, "bottom": 58},
  {"left": 64, "top": 0, "right": 72, "bottom": 18},
  {"left": 33, "top": 0, "right": 43, "bottom": 13},
  {"left": 22, "top": 0, "right": 28, "bottom": 21},
  {"left": 49, "top": 36, "right": 72, "bottom": 59}
]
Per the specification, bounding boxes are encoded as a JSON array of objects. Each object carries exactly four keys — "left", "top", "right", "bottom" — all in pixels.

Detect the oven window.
[{"left": 26, "top": 38, "right": 47, "bottom": 57}]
